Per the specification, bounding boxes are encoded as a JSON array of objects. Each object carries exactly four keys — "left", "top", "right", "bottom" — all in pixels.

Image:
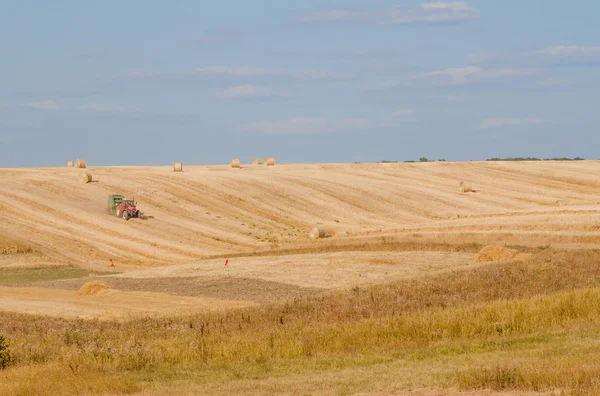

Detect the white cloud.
[
  {"left": 195, "top": 28, "right": 242, "bottom": 46},
  {"left": 468, "top": 53, "right": 497, "bottom": 64},
  {"left": 301, "top": 70, "right": 353, "bottom": 80},
  {"left": 195, "top": 66, "right": 352, "bottom": 81},
  {"left": 478, "top": 118, "right": 543, "bottom": 130},
  {"left": 195, "top": 66, "right": 285, "bottom": 77},
  {"left": 244, "top": 110, "right": 415, "bottom": 134},
  {"left": 19, "top": 100, "right": 58, "bottom": 110},
  {"left": 77, "top": 103, "right": 128, "bottom": 112},
  {"left": 424, "top": 66, "right": 481, "bottom": 83},
  {"left": 298, "top": 1, "right": 479, "bottom": 25},
  {"left": 389, "top": 109, "right": 416, "bottom": 121},
  {"left": 128, "top": 71, "right": 148, "bottom": 79},
  {"left": 0, "top": 119, "right": 33, "bottom": 128},
  {"left": 245, "top": 117, "right": 328, "bottom": 134},
  {"left": 365, "top": 80, "right": 404, "bottom": 91},
  {"left": 422, "top": 66, "right": 532, "bottom": 84},
  {"left": 535, "top": 46, "right": 600, "bottom": 57},
  {"left": 421, "top": 1, "right": 471, "bottom": 11},
  {"left": 432, "top": 94, "right": 462, "bottom": 103},
  {"left": 468, "top": 46, "right": 600, "bottom": 67},
  {"left": 123, "top": 66, "right": 352, "bottom": 84},
  {"left": 217, "top": 84, "right": 291, "bottom": 99},
  {"left": 536, "top": 79, "right": 571, "bottom": 87}
]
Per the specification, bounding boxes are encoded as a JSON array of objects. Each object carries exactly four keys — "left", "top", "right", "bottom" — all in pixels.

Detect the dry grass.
[
  {"left": 76, "top": 281, "right": 111, "bottom": 296},
  {"left": 0, "top": 238, "right": 33, "bottom": 255},
  {"left": 2, "top": 250, "right": 600, "bottom": 394},
  {"left": 475, "top": 246, "right": 520, "bottom": 262},
  {"left": 457, "top": 355, "right": 600, "bottom": 393},
  {"left": 0, "top": 363, "right": 139, "bottom": 395}
]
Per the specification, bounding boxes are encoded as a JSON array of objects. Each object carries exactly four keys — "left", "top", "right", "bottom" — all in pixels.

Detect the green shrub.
[{"left": 0, "top": 334, "right": 12, "bottom": 369}]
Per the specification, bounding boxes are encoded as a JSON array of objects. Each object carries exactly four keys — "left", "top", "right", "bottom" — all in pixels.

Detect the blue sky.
[{"left": 1, "top": 0, "right": 599, "bottom": 167}]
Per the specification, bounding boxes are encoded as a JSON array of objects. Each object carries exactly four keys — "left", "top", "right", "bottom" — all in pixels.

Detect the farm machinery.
[{"left": 108, "top": 194, "right": 141, "bottom": 220}]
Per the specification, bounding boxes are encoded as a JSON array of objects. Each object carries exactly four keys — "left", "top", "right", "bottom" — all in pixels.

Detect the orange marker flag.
[
  {"left": 224, "top": 259, "right": 229, "bottom": 267},
  {"left": 109, "top": 258, "right": 115, "bottom": 268}
]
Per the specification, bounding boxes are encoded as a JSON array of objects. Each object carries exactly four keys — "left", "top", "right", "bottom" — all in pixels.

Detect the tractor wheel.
[
  {"left": 123, "top": 211, "right": 130, "bottom": 220},
  {"left": 116, "top": 208, "right": 122, "bottom": 218},
  {"left": 136, "top": 210, "right": 141, "bottom": 218}
]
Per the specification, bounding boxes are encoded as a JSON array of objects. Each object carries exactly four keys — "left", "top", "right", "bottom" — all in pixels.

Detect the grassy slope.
[
  {"left": 2, "top": 249, "right": 600, "bottom": 395},
  {"left": 0, "top": 267, "right": 115, "bottom": 285}
]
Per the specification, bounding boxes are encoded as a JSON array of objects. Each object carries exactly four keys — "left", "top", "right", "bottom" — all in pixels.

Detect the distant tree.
[
  {"left": 487, "top": 156, "right": 584, "bottom": 162},
  {"left": 419, "top": 157, "right": 429, "bottom": 162}
]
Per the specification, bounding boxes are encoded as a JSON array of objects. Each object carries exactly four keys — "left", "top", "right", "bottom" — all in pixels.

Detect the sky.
[{"left": 1, "top": 0, "right": 599, "bottom": 167}]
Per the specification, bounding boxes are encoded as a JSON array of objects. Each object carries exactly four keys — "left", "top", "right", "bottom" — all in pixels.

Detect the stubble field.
[{"left": 2, "top": 161, "right": 600, "bottom": 395}]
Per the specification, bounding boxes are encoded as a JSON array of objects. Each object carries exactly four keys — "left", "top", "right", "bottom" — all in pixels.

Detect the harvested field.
[
  {"left": 114, "top": 251, "right": 478, "bottom": 289},
  {"left": 2, "top": 162, "right": 600, "bottom": 270},
  {"left": 0, "top": 249, "right": 478, "bottom": 319}
]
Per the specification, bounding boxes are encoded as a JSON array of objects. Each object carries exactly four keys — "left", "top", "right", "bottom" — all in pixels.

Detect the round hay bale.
[
  {"left": 80, "top": 172, "right": 92, "bottom": 184},
  {"left": 77, "top": 281, "right": 111, "bottom": 296},
  {"left": 475, "top": 246, "right": 520, "bottom": 263},
  {"left": 66, "top": 160, "right": 74, "bottom": 167},
  {"left": 309, "top": 227, "right": 326, "bottom": 239},
  {"left": 75, "top": 159, "right": 87, "bottom": 168},
  {"left": 556, "top": 200, "right": 564, "bottom": 206},
  {"left": 264, "top": 157, "right": 275, "bottom": 166},
  {"left": 173, "top": 162, "right": 183, "bottom": 172},
  {"left": 230, "top": 158, "right": 241, "bottom": 168},
  {"left": 460, "top": 183, "right": 474, "bottom": 193},
  {"left": 459, "top": 181, "right": 465, "bottom": 187},
  {"left": 252, "top": 158, "right": 264, "bottom": 165},
  {"left": 334, "top": 229, "right": 348, "bottom": 238}
]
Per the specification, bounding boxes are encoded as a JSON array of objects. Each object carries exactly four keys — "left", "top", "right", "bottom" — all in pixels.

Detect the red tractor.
[{"left": 108, "top": 194, "right": 141, "bottom": 220}]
